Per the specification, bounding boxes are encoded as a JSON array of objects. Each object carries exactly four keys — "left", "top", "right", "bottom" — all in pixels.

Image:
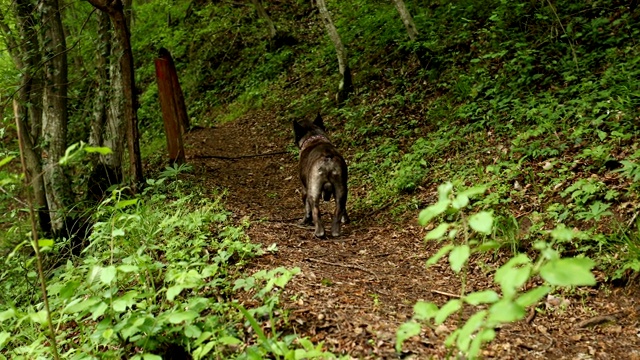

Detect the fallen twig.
[
  {"left": 262, "top": 217, "right": 303, "bottom": 223},
  {"left": 526, "top": 306, "right": 537, "bottom": 324},
  {"left": 305, "top": 257, "right": 378, "bottom": 279},
  {"left": 431, "top": 289, "right": 461, "bottom": 298},
  {"left": 194, "top": 150, "right": 289, "bottom": 160},
  {"left": 576, "top": 315, "right": 617, "bottom": 329}
]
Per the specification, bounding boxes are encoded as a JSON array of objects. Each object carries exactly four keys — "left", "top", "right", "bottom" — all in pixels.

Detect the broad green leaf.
[
  {"left": 464, "top": 290, "right": 500, "bottom": 305},
  {"left": 37, "top": 239, "right": 54, "bottom": 249},
  {"left": 185, "top": 325, "right": 202, "bottom": 339},
  {"left": 167, "top": 285, "right": 184, "bottom": 301},
  {"left": 426, "top": 244, "right": 454, "bottom": 267},
  {"left": 0, "top": 156, "right": 14, "bottom": 168},
  {"left": 395, "top": 321, "right": 421, "bottom": 352},
  {"left": 100, "top": 266, "right": 117, "bottom": 285},
  {"left": 273, "top": 268, "right": 300, "bottom": 288},
  {"left": 457, "top": 310, "right": 487, "bottom": 351},
  {"left": 413, "top": 301, "right": 438, "bottom": 321},
  {"left": 494, "top": 254, "right": 532, "bottom": 298},
  {"left": 418, "top": 200, "right": 450, "bottom": 226},
  {"left": 59, "top": 280, "right": 80, "bottom": 300},
  {"left": 193, "top": 341, "right": 215, "bottom": 359},
  {"left": 459, "top": 186, "right": 487, "bottom": 199},
  {"left": 515, "top": 286, "right": 551, "bottom": 308},
  {"left": 102, "top": 328, "right": 114, "bottom": 340},
  {"left": 498, "top": 265, "right": 531, "bottom": 299},
  {"left": 91, "top": 302, "right": 109, "bottom": 321},
  {"left": 437, "top": 182, "right": 454, "bottom": 201},
  {"left": 425, "top": 223, "right": 449, "bottom": 240},
  {"left": 0, "top": 309, "right": 16, "bottom": 322},
  {"left": 477, "top": 241, "right": 500, "bottom": 252},
  {"left": 29, "top": 310, "right": 48, "bottom": 324},
  {"left": 540, "top": 258, "right": 596, "bottom": 286},
  {"left": 218, "top": 336, "right": 242, "bottom": 345},
  {"left": 113, "top": 291, "right": 138, "bottom": 312},
  {"left": 487, "top": 299, "right": 525, "bottom": 325},
  {"left": 116, "top": 199, "right": 138, "bottom": 209},
  {"left": 449, "top": 245, "right": 470, "bottom": 273},
  {"left": 452, "top": 194, "right": 469, "bottom": 209},
  {"left": 112, "top": 228, "right": 125, "bottom": 237},
  {"left": 550, "top": 225, "right": 576, "bottom": 243},
  {"left": 0, "top": 331, "right": 10, "bottom": 350},
  {"left": 168, "top": 310, "right": 199, "bottom": 324},
  {"left": 64, "top": 297, "right": 101, "bottom": 314},
  {"left": 435, "top": 299, "right": 462, "bottom": 325},
  {"left": 468, "top": 211, "right": 494, "bottom": 234},
  {"left": 84, "top": 146, "right": 112, "bottom": 155}
]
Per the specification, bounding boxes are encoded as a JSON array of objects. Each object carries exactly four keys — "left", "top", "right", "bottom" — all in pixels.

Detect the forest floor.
[{"left": 184, "top": 110, "right": 640, "bottom": 359}]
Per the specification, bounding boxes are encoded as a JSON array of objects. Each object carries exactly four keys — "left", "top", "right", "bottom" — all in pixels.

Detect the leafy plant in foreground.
[
  {"left": 396, "top": 183, "right": 596, "bottom": 358},
  {"left": 233, "top": 267, "right": 346, "bottom": 359}
]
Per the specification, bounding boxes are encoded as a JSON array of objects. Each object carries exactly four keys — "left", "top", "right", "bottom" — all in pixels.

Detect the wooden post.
[{"left": 155, "top": 48, "right": 186, "bottom": 164}]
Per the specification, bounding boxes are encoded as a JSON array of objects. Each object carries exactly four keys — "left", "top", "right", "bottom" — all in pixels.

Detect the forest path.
[{"left": 184, "top": 110, "right": 640, "bottom": 359}]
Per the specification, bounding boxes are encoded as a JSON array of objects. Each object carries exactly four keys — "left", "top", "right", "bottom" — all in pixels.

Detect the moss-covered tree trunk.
[
  {"left": 90, "top": 11, "right": 111, "bottom": 149},
  {"left": 316, "top": 0, "right": 352, "bottom": 104},
  {"left": 40, "top": 0, "right": 71, "bottom": 234},
  {"left": 1, "top": 1, "right": 51, "bottom": 235},
  {"left": 87, "top": 0, "right": 144, "bottom": 191}
]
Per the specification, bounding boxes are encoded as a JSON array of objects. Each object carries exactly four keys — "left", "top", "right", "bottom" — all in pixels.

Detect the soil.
[{"left": 184, "top": 110, "right": 640, "bottom": 359}]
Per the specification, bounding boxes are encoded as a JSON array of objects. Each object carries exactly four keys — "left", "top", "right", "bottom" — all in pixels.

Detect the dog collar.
[{"left": 300, "top": 134, "right": 330, "bottom": 151}]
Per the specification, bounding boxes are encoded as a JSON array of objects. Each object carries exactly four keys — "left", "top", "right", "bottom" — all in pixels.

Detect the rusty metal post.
[{"left": 155, "top": 48, "right": 186, "bottom": 164}]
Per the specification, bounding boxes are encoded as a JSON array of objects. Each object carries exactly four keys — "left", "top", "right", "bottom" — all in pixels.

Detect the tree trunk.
[
  {"left": 315, "top": 0, "right": 352, "bottom": 104},
  {"left": 90, "top": 11, "right": 111, "bottom": 148},
  {"left": 249, "top": 0, "right": 277, "bottom": 40},
  {"left": 392, "top": 0, "right": 418, "bottom": 41},
  {"left": 87, "top": 0, "right": 144, "bottom": 191},
  {"left": 40, "top": 0, "right": 70, "bottom": 234},
  {"left": 5, "top": 0, "right": 51, "bottom": 235}
]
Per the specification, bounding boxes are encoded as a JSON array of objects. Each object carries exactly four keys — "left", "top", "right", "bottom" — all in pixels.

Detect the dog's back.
[{"left": 294, "top": 114, "right": 349, "bottom": 237}]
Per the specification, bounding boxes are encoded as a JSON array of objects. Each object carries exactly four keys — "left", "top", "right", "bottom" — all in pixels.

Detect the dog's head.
[{"left": 293, "top": 113, "right": 328, "bottom": 149}]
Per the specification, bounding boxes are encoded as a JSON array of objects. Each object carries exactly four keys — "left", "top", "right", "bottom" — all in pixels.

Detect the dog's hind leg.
[
  {"left": 331, "top": 185, "right": 348, "bottom": 237},
  {"left": 306, "top": 180, "right": 325, "bottom": 238},
  {"left": 300, "top": 188, "right": 313, "bottom": 225},
  {"left": 310, "top": 195, "right": 325, "bottom": 238}
]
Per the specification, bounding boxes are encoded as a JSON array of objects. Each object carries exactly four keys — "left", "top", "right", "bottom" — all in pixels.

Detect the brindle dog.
[{"left": 293, "top": 114, "right": 349, "bottom": 238}]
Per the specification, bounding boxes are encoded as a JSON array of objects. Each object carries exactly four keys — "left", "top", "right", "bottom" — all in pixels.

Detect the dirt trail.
[{"left": 184, "top": 111, "right": 640, "bottom": 359}]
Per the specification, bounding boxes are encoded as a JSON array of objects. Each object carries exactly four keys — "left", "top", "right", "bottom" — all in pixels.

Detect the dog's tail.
[{"left": 322, "top": 183, "right": 333, "bottom": 201}]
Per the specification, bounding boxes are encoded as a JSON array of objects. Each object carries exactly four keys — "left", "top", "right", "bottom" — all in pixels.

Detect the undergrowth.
[{"left": 0, "top": 173, "right": 335, "bottom": 359}]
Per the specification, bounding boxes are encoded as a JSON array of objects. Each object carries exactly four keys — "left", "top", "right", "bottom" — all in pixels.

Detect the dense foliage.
[{"left": 1, "top": 0, "right": 639, "bottom": 357}]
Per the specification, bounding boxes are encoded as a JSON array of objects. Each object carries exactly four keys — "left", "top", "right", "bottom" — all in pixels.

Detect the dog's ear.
[
  {"left": 293, "top": 120, "right": 305, "bottom": 146},
  {"left": 313, "top": 113, "right": 326, "bottom": 130}
]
